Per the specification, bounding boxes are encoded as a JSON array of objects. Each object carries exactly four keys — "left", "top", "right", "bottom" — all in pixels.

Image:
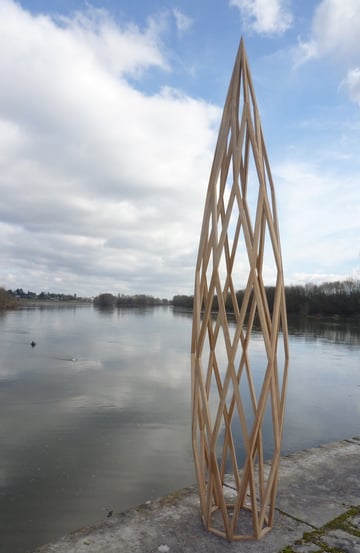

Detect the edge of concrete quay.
[{"left": 32, "top": 437, "right": 360, "bottom": 553}]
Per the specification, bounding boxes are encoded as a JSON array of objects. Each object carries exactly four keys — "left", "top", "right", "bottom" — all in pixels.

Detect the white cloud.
[
  {"left": 301, "top": 0, "right": 360, "bottom": 62},
  {"left": 58, "top": 5, "right": 169, "bottom": 78},
  {"left": 295, "top": 0, "right": 360, "bottom": 101},
  {"left": 274, "top": 160, "right": 360, "bottom": 283},
  {"left": 172, "top": 8, "right": 193, "bottom": 35},
  {"left": 0, "top": 0, "right": 220, "bottom": 297},
  {"left": 341, "top": 67, "right": 360, "bottom": 105},
  {"left": 230, "top": 0, "right": 293, "bottom": 35}
]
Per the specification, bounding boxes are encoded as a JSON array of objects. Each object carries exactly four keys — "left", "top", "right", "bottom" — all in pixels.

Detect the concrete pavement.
[{"left": 33, "top": 437, "right": 360, "bottom": 553}]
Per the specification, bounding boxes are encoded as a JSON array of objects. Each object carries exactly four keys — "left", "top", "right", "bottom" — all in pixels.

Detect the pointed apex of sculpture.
[{"left": 239, "top": 35, "right": 247, "bottom": 59}]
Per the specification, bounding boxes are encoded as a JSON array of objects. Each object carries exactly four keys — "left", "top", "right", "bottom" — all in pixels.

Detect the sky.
[{"left": 0, "top": 0, "right": 359, "bottom": 299}]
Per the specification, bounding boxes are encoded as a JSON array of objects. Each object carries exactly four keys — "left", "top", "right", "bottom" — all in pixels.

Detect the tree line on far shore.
[
  {"left": 173, "top": 279, "right": 360, "bottom": 318},
  {"left": 0, "top": 287, "right": 87, "bottom": 310},
  {"left": 93, "top": 293, "right": 169, "bottom": 308},
  {"left": 2, "top": 279, "right": 360, "bottom": 317}
]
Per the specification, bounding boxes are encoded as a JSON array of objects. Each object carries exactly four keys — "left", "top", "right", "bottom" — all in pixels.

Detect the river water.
[{"left": 0, "top": 305, "right": 359, "bottom": 552}]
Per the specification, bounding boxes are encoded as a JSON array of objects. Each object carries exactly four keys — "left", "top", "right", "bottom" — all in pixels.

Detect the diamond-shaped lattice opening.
[
  {"left": 258, "top": 216, "right": 280, "bottom": 290},
  {"left": 218, "top": 382, "right": 243, "bottom": 477},
  {"left": 216, "top": 222, "right": 238, "bottom": 288},
  {"left": 238, "top": 357, "right": 256, "bottom": 437},
  {"left": 217, "top": 161, "right": 233, "bottom": 224},
  {"left": 239, "top": 129, "right": 249, "bottom": 195},
  {"left": 193, "top": 405, "right": 208, "bottom": 481},
  {"left": 225, "top": 123, "right": 234, "bottom": 161},
  {"left": 211, "top": 318, "right": 228, "bottom": 372},
  {"left": 230, "top": 255, "right": 245, "bottom": 293},
  {"left": 242, "top": 135, "right": 261, "bottom": 236},
  {"left": 278, "top": 343, "right": 288, "bottom": 406},
  {"left": 222, "top": 202, "right": 241, "bottom": 271},
  {"left": 222, "top": 291, "right": 237, "bottom": 343},
  {"left": 246, "top": 330, "right": 270, "bottom": 400},
  {"left": 207, "top": 370, "right": 223, "bottom": 439},
  {"left": 270, "top": 327, "right": 288, "bottom": 409},
  {"left": 262, "top": 148, "right": 276, "bottom": 222}
]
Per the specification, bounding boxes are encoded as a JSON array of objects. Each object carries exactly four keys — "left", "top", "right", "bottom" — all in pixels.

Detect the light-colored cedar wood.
[{"left": 191, "top": 37, "right": 289, "bottom": 541}]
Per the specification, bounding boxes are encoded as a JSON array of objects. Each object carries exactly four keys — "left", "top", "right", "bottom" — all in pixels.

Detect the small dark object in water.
[
  {"left": 107, "top": 510, "right": 113, "bottom": 518},
  {"left": 31, "top": 341, "right": 36, "bottom": 347}
]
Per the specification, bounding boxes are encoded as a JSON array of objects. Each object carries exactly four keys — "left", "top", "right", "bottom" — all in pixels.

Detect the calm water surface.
[{"left": 0, "top": 306, "right": 359, "bottom": 553}]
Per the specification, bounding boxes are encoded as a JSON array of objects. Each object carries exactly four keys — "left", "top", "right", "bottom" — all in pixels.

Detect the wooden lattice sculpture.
[{"left": 191, "top": 37, "right": 289, "bottom": 541}]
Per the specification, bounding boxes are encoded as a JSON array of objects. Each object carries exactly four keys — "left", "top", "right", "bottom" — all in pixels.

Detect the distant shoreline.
[{"left": 17, "top": 298, "right": 93, "bottom": 308}]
